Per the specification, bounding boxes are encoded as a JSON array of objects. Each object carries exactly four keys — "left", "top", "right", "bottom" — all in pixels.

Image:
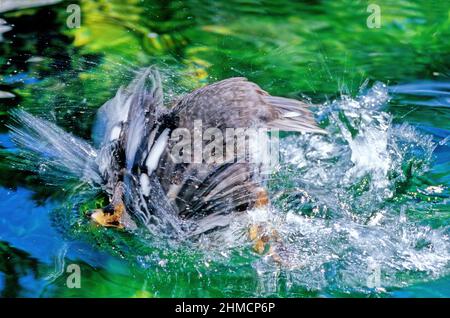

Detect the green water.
[{"left": 0, "top": 0, "right": 449, "bottom": 297}]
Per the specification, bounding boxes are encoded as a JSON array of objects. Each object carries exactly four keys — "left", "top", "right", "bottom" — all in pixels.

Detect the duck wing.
[
  {"left": 92, "top": 67, "right": 166, "bottom": 190},
  {"left": 93, "top": 68, "right": 185, "bottom": 232},
  {"left": 155, "top": 77, "right": 324, "bottom": 233}
]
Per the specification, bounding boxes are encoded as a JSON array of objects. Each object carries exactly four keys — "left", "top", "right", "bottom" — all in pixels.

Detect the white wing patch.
[
  {"left": 282, "top": 111, "right": 302, "bottom": 118},
  {"left": 145, "top": 128, "right": 170, "bottom": 175},
  {"left": 109, "top": 125, "right": 122, "bottom": 141},
  {"left": 140, "top": 173, "right": 151, "bottom": 196}
]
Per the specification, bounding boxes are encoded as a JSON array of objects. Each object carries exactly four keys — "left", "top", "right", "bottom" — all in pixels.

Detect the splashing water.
[
  {"left": 193, "top": 82, "right": 449, "bottom": 295},
  {"left": 7, "top": 80, "right": 448, "bottom": 297}
]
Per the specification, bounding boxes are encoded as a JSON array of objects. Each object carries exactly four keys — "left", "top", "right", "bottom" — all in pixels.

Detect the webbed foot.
[{"left": 90, "top": 202, "right": 126, "bottom": 228}]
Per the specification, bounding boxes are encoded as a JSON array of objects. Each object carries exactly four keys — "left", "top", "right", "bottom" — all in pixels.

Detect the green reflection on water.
[{"left": 0, "top": 0, "right": 449, "bottom": 297}]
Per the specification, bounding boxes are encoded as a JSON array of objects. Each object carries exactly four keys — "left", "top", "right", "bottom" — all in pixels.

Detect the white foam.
[{"left": 199, "top": 82, "right": 449, "bottom": 293}]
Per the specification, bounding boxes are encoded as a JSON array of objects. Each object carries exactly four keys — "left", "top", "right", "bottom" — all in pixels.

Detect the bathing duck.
[{"left": 10, "top": 67, "right": 324, "bottom": 244}]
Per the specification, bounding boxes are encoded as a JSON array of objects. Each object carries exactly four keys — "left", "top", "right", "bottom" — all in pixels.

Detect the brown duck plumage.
[{"left": 9, "top": 67, "right": 324, "bottom": 237}]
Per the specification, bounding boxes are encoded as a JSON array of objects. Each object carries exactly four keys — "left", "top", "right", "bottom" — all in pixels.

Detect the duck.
[{"left": 9, "top": 67, "right": 324, "bottom": 246}]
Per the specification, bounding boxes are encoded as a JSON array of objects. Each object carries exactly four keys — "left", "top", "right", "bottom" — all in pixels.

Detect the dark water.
[{"left": 0, "top": 0, "right": 449, "bottom": 297}]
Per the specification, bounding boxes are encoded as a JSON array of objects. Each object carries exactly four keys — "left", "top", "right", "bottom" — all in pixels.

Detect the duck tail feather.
[{"left": 265, "top": 95, "right": 327, "bottom": 134}]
